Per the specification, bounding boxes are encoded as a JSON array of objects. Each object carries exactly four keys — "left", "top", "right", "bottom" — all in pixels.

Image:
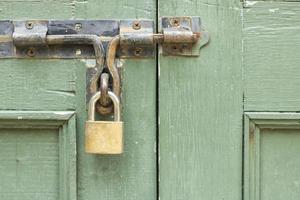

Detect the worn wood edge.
[
  {"left": 67, "top": 114, "right": 77, "bottom": 200},
  {"left": 59, "top": 115, "right": 77, "bottom": 200},
  {"left": 0, "top": 111, "right": 75, "bottom": 121},
  {"left": 244, "top": 114, "right": 251, "bottom": 200},
  {"left": 243, "top": 0, "right": 300, "bottom": 8},
  {"left": 245, "top": 112, "right": 300, "bottom": 120}
]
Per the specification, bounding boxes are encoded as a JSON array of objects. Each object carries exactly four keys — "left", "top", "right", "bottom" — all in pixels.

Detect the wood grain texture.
[
  {"left": 74, "top": 0, "right": 155, "bottom": 19},
  {"left": 0, "top": 0, "right": 76, "bottom": 20},
  {"left": 243, "top": 2, "right": 300, "bottom": 111},
  {"left": 158, "top": 0, "right": 243, "bottom": 199},
  {"left": 244, "top": 113, "right": 300, "bottom": 200},
  {"left": 0, "top": 60, "right": 79, "bottom": 111},
  {"left": 0, "top": 1, "right": 157, "bottom": 200}
]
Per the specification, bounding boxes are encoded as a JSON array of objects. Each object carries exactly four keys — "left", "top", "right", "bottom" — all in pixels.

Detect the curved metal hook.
[
  {"left": 106, "top": 35, "right": 121, "bottom": 98},
  {"left": 99, "top": 72, "right": 110, "bottom": 106},
  {"left": 88, "top": 91, "right": 120, "bottom": 121}
]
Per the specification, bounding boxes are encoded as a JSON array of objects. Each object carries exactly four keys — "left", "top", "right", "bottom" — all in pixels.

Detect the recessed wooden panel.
[
  {"left": 244, "top": 112, "right": 300, "bottom": 200},
  {"left": 0, "top": 129, "right": 59, "bottom": 200},
  {"left": 0, "top": 111, "right": 76, "bottom": 200}
]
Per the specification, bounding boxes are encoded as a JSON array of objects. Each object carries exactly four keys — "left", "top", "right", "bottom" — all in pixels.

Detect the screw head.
[
  {"left": 132, "top": 21, "right": 141, "bottom": 30},
  {"left": 172, "top": 19, "right": 180, "bottom": 27},
  {"left": 134, "top": 47, "right": 142, "bottom": 56},
  {"left": 26, "top": 48, "right": 36, "bottom": 57},
  {"left": 172, "top": 45, "right": 178, "bottom": 50},
  {"left": 75, "top": 23, "right": 82, "bottom": 31},
  {"left": 25, "top": 21, "right": 34, "bottom": 29}
]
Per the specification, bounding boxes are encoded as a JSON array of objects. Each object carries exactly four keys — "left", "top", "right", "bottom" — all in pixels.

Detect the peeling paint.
[
  {"left": 45, "top": 89, "right": 75, "bottom": 96},
  {"left": 245, "top": 1, "right": 258, "bottom": 7},
  {"left": 269, "top": 8, "right": 279, "bottom": 13},
  {"left": 116, "top": 59, "right": 125, "bottom": 68},
  {"left": 233, "top": 7, "right": 239, "bottom": 11},
  {"left": 53, "top": 111, "right": 73, "bottom": 115},
  {"left": 76, "top": 49, "right": 82, "bottom": 56},
  {"left": 80, "top": 59, "right": 96, "bottom": 68},
  {"left": 282, "top": 11, "right": 295, "bottom": 15}
]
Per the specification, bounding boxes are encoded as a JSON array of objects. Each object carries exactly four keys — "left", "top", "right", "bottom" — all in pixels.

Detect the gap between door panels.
[{"left": 155, "top": 0, "right": 160, "bottom": 199}]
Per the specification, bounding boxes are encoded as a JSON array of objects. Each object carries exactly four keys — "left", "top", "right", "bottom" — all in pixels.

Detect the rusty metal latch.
[
  {"left": 0, "top": 16, "right": 209, "bottom": 114},
  {"left": 120, "top": 17, "right": 209, "bottom": 57},
  {"left": 0, "top": 17, "right": 209, "bottom": 59}
]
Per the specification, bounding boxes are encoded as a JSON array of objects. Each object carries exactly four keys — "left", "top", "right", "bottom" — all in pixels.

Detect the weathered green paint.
[
  {"left": 159, "top": 0, "right": 300, "bottom": 199},
  {"left": 0, "top": 60, "right": 79, "bottom": 110},
  {"left": 158, "top": 0, "right": 243, "bottom": 199},
  {"left": 0, "top": 0, "right": 299, "bottom": 199},
  {"left": 244, "top": 113, "right": 300, "bottom": 200},
  {"left": 0, "top": 1, "right": 156, "bottom": 200},
  {"left": 0, "top": 111, "right": 76, "bottom": 200},
  {"left": 243, "top": 1, "right": 300, "bottom": 111},
  {"left": 243, "top": 1, "right": 300, "bottom": 199}
]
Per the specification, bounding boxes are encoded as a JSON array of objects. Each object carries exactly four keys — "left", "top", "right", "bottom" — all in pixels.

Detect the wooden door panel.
[
  {"left": 260, "top": 129, "right": 300, "bottom": 199},
  {"left": 158, "top": 0, "right": 243, "bottom": 199},
  {"left": 243, "top": 1, "right": 300, "bottom": 200},
  {"left": 0, "top": 111, "right": 76, "bottom": 200},
  {"left": 243, "top": 2, "right": 300, "bottom": 111},
  {"left": 0, "top": 129, "right": 59, "bottom": 200},
  {"left": 244, "top": 113, "right": 300, "bottom": 200},
  {"left": 0, "top": 1, "right": 157, "bottom": 200}
]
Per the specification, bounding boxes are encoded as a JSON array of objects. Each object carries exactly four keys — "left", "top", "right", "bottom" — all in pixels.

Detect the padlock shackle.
[{"left": 88, "top": 91, "right": 120, "bottom": 121}]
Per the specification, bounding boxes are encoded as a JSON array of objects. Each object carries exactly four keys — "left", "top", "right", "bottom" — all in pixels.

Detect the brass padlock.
[{"left": 85, "top": 91, "right": 123, "bottom": 154}]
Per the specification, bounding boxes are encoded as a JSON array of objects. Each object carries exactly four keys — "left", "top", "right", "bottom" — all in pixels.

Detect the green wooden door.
[
  {"left": 159, "top": 1, "right": 243, "bottom": 199},
  {"left": 0, "top": 0, "right": 299, "bottom": 200},
  {"left": 0, "top": 1, "right": 156, "bottom": 199}
]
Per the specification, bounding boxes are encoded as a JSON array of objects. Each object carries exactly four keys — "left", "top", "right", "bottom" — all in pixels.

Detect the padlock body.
[{"left": 85, "top": 121, "right": 123, "bottom": 154}]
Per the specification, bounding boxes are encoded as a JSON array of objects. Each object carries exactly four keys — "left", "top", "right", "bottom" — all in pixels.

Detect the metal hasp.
[
  {"left": 120, "top": 16, "right": 209, "bottom": 57},
  {"left": 0, "top": 17, "right": 209, "bottom": 114},
  {"left": 159, "top": 17, "right": 209, "bottom": 56},
  {"left": 0, "top": 17, "right": 209, "bottom": 58}
]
